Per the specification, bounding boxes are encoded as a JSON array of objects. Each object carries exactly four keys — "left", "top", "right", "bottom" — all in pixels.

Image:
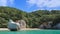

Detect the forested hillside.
[
  {"left": 0, "top": 6, "right": 27, "bottom": 28},
  {"left": 0, "top": 6, "right": 60, "bottom": 28}
]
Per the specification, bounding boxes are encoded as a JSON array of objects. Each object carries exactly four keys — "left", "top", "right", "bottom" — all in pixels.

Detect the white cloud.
[
  {"left": 0, "top": 0, "right": 7, "bottom": 6},
  {"left": 9, "top": 0, "right": 14, "bottom": 5},
  {"left": 0, "top": 0, "right": 14, "bottom": 6},
  {"left": 26, "top": 0, "right": 60, "bottom": 8}
]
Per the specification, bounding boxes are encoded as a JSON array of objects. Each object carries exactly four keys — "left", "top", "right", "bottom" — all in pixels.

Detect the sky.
[{"left": 0, "top": 0, "right": 60, "bottom": 12}]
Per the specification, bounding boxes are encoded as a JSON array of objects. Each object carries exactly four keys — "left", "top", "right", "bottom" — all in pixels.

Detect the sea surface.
[{"left": 0, "top": 30, "right": 60, "bottom": 34}]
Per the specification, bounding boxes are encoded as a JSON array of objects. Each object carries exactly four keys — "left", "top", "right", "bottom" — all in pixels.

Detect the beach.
[{"left": 0, "top": 28, "right": 40, "bottom": 31}]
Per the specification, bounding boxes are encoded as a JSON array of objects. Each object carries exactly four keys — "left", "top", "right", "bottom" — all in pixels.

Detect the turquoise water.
[{"left": 0, "top": 30, "right": 60, "bottom": 34}]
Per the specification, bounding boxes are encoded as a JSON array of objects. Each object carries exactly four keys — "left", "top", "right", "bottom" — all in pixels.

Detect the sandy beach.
[{"left": 0, "top": 28, "right": 40, "bottom": 31}]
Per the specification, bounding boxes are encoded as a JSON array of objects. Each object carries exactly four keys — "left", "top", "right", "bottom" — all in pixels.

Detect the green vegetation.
[
  {"left": 0, "top": 6, "right": 27, "bottom": 28},
  {"left": 0, "top": 6, "right": 60, "bottom": 28}
]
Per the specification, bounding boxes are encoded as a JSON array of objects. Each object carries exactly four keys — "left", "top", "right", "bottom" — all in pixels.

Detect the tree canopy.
[{"left": 0, "top": 6, "right": 60, "bottom": 28}]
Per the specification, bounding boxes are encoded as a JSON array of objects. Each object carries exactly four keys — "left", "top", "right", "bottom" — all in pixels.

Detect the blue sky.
[{"left": 0, "top": 0, "right": 60, "bottom": 12}]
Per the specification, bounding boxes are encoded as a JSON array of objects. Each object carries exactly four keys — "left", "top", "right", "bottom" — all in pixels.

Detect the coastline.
[{"left": 0, "top": 28, "right": 40, "bottom": 31}]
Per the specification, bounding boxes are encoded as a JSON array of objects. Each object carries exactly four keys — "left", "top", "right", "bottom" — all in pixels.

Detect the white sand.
[
  {"left": 0, "top": 28, "right": 40, "bottom": 31},
  {"left": 0, "top": 28, "right": 8, "bottom": 30}
]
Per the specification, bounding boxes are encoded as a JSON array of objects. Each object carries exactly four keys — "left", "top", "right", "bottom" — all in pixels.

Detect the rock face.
[
  {"left": 19, "top": 20, "right": 26, "bottom": 29},
  {"left": 8, "top": 19, "right": 17, "bottom": 29},
  {"left": 39, "top": 22, "right": 51, "bottom": 29},
  {"left": 8, "top": 19, "right": 20, "bottom": 31},
  {"left": 8, "top": 19, "right": 26, "bottom": 31},
  {"left": 53, "top": 23, "right": 60, "bottom": 29}
]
